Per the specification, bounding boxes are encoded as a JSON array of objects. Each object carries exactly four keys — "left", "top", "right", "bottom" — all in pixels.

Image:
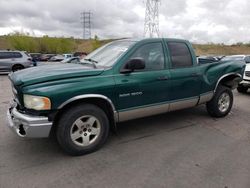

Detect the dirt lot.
[{"left": 1, "top": 74, "right": 250, "bottom": 188}]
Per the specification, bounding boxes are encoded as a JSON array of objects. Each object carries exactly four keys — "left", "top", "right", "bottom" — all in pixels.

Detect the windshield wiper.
[{"left": 83, "top": 58, "right": 98, "bottom": 68}]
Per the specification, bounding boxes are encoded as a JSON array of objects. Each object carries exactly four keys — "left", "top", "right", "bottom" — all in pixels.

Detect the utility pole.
[
  {"left": 80, "top": 11, "right": 92, "bottom": 39},
  {"left": 144, "top": 0, "right": 160, "bottom": 38}
]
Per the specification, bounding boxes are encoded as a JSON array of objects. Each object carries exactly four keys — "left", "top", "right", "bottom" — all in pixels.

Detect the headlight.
[{"left": 23, "top": 94, "right": 51, "bottom": 110}]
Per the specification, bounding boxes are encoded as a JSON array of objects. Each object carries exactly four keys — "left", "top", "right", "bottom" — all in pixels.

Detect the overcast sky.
[{"left": 0, "top": 0, "right": 249, "bottom": 44}]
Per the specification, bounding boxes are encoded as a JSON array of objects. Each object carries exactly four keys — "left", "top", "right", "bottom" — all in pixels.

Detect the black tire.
[
  {"left": 206, "top": 85, "right": 233, "bottom": 118},
  {"left": 12, "top": 64, "right": 24, "bottom": 72},
  {"left": 56, "top": 104, "right": 110, "bottom": 156},
  {"left": 237, "top": 85, "right": 248, "bottom": 93}
]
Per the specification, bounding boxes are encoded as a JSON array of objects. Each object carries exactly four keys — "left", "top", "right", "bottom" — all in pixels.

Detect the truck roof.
[{"left": 115, "top": 38, "right": 190, "bottom": 45}]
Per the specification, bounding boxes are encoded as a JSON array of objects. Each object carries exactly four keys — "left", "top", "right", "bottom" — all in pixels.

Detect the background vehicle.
[
  {"left": 61, "top": 57, "right": 80, "bottom": 64},
  {"left": 197, "top": 56, "right": 219, "bottom": 64},
  {"left": 220, "top": 55, "right": 250, "bottom": 63},
  {"left": 29, "top": 53, "right": 42, "bottom": 61},
  {"left": 7, "top": 38, "right": 245, "bottom": 156},
  {"left": 40, "top": 54, "right": 56, "bottom": 61},
  {"left": 237, "top": 63, "right": 250, "bottom": 93},
  {"left": 73, "top": 52, "right": 87, "bottom": 58},
  {"left": 0, "top": 50, "right": 33, "bottom": 72},
  {"left": 49, "top": 55, "right": 64, "bottom": 62},
  {"left": 63, "top": 54, "right": 73, "bottom": 59}
]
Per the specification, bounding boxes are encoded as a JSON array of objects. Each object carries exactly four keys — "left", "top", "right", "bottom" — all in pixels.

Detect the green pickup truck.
[{"left": 7, "top": 38, "right": 245, "bottom": 155}]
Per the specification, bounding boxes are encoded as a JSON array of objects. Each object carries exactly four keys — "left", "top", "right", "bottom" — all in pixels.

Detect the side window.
[
  {"left": 245, "top": 56, "right": 250, "bottom": 63},
  {"left": 12, "top": 52, "right": 22, "bottom": 58},
  {"left": 0, "top": 52, "right": 11, "bottom": 59},
  {"left": 129, "top": 42, "right": 165, "bottom": 71},
  {"left": 0, "top": 52, "right": 22, "bottom": 59},
  {"left": 0, "top": 52, "right": 4, "bottom": 59},
  {"left": 167, "top": 42, "right": 193, "bottom": 68}
]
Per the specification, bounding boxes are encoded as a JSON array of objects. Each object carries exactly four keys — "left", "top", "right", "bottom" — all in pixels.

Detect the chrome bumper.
[
  {"left": 240, "top": 79, "right": 250, "bottom": 86},
  {"left": 7, "top": 107, "right": 52, "bottom": 138}
]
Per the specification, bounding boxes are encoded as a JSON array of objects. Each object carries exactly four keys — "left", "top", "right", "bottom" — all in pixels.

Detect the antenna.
[
  {"left": 144, "top": 0, "right": 160, "bottom": 38},
  {"left": 80, "top": 11, "right": 92, "bottom": 39}
]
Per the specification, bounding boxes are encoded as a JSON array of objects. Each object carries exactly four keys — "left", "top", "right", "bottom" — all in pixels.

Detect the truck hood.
[{"left": 9, "top": 63, "right": 104, "bottom": 86}]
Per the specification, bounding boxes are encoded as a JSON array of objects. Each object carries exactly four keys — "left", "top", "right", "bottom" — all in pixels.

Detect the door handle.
[{"left": 157, "top": 76, "right": 169, "bottom": 81}]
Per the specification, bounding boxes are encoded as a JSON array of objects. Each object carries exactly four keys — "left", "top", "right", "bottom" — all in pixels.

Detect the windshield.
[
  {"left": 221, "top": 56, "right": 245, "bottom": 61},
  {"left": 80, "top": 40, "right": 135, "bottom": 67}
]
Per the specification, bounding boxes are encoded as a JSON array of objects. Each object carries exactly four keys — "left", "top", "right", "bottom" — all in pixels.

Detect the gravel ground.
[{"left": 1, "top": 74, "right": 250, "bottom": 188}]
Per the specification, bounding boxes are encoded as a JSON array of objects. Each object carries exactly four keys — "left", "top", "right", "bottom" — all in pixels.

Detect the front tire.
[
  {"left": 206, "top": 85, "right": 233, "bottom": 117},
  {"left": 56, "top": 104, "right": 110, "bottom": 156}
]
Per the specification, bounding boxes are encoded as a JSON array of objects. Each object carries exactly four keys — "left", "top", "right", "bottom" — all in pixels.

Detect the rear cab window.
[{"left": 167, "top": 42, "right": 193, "bottom": 68}]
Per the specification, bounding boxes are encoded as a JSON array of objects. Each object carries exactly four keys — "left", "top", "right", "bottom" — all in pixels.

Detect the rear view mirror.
[
  {"left": 245, "top": 57, "right": 250, "bottom": 64},
  {"left": 120, "top": 58, "right": 145, "bottom": 73}
]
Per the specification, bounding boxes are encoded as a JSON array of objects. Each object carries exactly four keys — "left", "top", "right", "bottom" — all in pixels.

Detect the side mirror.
[
  {"left": 120, "top": 58, "right": 145, "bottom": 73},
  {"left": 245, "top": 57, "right": 250, "bottom": 64}
]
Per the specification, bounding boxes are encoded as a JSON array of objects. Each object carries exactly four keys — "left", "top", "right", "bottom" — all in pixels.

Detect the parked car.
[
  {"left": 63, "top": 54, "right": 73, "bottom": 59},
  {"left": 220, "top": 55, "right": 250, "bottom": 63},
  {"left": 49, "top": 55, "right": 64, "bottom": 62},
  {"left": 61, "top": 57, "right": 80, "bottom": 64},
  {"left": 29, "top": 53, "right": 42, "bottom": 61},
  {"left": 73, "top": 52, "right": 87, "bottom": 57},
  {"left": 198, "top": 56, "right": 219, "bottom": 64},
  {"left": 7, "top": 38, "right": 245, "bottom": 155},
  {"left": 237, "top": 63, "right": 250, "bottom": 93},
  {"left": 40, "top": 54, "right": 56, "bottom": 61},
  {"left": 0, "top": 50, "right": 33, "bottom": 72}
]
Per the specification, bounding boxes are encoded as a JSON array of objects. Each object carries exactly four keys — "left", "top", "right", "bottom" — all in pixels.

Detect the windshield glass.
[
  {"left": 80, "top": 40, "right": 135, "bottom": 67},
  {"left": 221, "top": 56, "right": 245, "bottom": 61}
]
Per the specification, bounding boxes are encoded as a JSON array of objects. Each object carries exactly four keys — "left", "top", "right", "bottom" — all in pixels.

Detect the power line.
[
  {"left": 80, "top": 11, "right": 92, "bottom": 39},
  {"left": 144, "top": 0, "right": 160, "bottom": 38}
]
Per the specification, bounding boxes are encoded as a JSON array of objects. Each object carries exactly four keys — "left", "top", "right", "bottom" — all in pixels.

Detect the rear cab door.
[{"left": 164, "top": 39, "right": 202, "bottom": 110}]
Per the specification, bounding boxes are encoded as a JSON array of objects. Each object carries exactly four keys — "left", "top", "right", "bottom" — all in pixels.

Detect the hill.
[{"left": 1, "top": 35, "right": 250, "bottom": 56}]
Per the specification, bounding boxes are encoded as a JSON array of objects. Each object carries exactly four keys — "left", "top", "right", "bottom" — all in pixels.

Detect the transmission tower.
[
  {"left": 80, "top": 11, "right": 92, "bottom": 39},
  {"left": 144, "top": 0, "right": 160, "bottom": 38}
]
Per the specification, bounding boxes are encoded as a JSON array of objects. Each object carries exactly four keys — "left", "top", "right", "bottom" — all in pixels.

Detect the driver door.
[{"left": 114, "top": 42, "right": 171, "bottom": 121}]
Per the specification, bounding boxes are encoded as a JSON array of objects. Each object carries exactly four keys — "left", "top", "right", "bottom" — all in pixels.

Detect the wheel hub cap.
[
  {"left": 70, "top": 115, "right": 101, "bottom": 147},
  {"left": 218, "top": 92, "right": 230, "bottom": 113}
]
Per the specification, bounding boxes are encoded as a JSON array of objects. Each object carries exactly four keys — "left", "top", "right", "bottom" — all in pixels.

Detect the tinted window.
[
  {"left": 167, "top": 42, "right": 193, "bottom": 68},
  {"left": 0, "top": 52, "right": 22, "bottom": 59},
  {"left": 245, "top": 56, "right": 250, "bottom": 63},
  {"left": 129, "top": 42, "right": 165, "bottom": 71},
  {"left": 12, "top": 52, "right": 22, "bottom": 58}
]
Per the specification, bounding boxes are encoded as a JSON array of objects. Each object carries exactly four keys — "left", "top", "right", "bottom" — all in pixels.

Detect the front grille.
[{"left": 245, "top": 71, "right": 250, "bottom": 77}]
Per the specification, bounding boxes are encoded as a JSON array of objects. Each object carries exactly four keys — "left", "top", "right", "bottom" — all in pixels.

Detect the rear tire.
[
  {"left": 206, "top": 85, "right": 233, "bottom": 117},
  {"left": 12, "top": 65, "right": 24, "bottom": 72},
  {"left": 237, "top": 85, "right": 248, "bottom": 93},
  {"left": 56, "top": 104, "right": 110, "bottom": 156}
]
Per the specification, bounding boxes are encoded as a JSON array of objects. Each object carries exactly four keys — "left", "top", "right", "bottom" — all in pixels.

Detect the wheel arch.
[
  {"left": 12, "top": 64, "right": 24, "bottom": 70},
  {"left": 53, "top": 94, "right": 118, "bottom": 134},
  {"left": 214, "top": 73, "right": 242, "bottom": 92}
]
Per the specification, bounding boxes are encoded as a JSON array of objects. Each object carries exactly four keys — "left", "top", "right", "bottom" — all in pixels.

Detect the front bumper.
[
  {"left": 7, "top": 106, "right": 52, "bottom": 138},
  {"left": 240, "top": 79, "right": 250, "bottom": 87}
]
